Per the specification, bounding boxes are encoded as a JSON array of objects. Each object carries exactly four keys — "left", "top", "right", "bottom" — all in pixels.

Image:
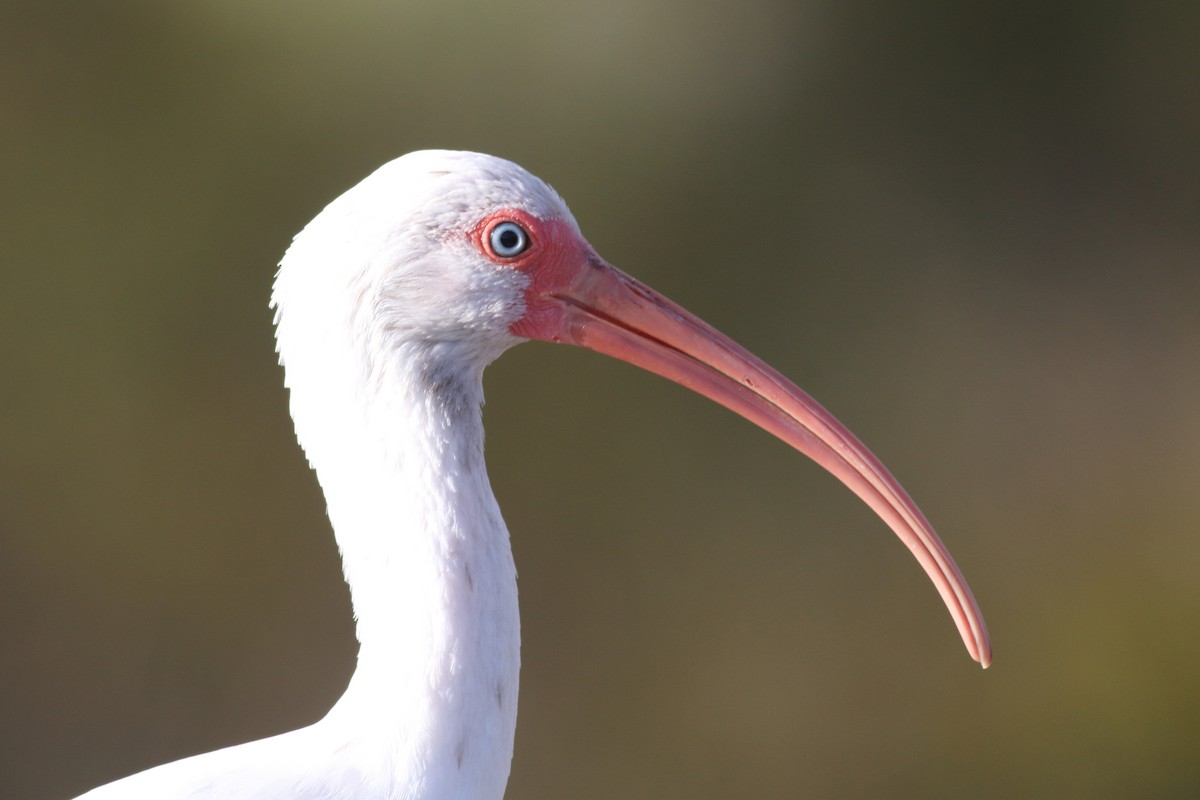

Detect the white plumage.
[{"left": 75, "top": 150, "right": 989, "bottom": 799}]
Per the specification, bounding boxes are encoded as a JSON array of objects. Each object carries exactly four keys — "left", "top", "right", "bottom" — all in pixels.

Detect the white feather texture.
[{"left": 76, "top": 151, "right": 580, "bottom": 799}]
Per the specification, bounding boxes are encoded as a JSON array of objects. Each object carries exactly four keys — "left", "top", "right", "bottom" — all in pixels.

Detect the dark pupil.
[{"left": 498, "top": 228, "right": 520, "bottom": 250}]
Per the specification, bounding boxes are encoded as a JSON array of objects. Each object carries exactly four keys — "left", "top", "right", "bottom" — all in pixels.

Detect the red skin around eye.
[{"left": 471, "top": 209, "right": 598, "bottom": 342}]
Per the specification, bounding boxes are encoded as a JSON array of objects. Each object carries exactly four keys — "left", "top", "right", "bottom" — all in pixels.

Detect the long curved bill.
[{"left": 513, "top": 246, "right": 991, "bottom": 667}]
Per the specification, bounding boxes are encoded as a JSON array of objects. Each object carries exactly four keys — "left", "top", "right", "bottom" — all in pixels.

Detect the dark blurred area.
[{"left": 2, "top": 2, "right": 1197, "bottom": 798}]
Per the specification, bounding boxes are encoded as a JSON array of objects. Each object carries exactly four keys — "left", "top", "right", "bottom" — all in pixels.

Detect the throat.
[{"left": 309, "top": 369, "right": 520, "bottom": 799}]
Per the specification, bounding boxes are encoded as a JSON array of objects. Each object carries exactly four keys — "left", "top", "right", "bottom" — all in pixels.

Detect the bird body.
[{"left": 74, "top": 151, "right": 989, "bottom": 799}]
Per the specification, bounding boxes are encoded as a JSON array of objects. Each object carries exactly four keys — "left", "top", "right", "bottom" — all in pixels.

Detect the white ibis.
[{"left": 75, "top": 150, "right": 990, "bottom": 799}]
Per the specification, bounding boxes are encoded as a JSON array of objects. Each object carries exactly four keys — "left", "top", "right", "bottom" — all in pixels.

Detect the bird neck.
[{"left": 296, "top": 347, "right": 520, "bottom": 799}]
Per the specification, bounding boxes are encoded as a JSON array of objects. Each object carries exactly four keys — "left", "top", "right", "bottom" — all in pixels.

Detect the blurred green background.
[{"left": 2, "top": 2, "right": 1198, "bottom": 798}]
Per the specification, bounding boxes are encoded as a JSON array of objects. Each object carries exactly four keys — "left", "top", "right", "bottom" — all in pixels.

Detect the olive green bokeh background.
[{"left": 3, "top": 2, "right": 1198, "bottom": 798}]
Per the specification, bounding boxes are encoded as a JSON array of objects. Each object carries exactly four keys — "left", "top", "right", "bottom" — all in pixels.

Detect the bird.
[{"left": 74, "top": 150, "right": 990, "bottom": 799}]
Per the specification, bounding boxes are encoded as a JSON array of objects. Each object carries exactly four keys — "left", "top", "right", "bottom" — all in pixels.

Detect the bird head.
[{"left": 272, "top": 149, "right": 991, "bottom": 667}]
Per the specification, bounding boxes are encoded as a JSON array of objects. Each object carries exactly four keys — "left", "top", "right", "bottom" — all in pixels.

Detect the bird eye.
[{"left": 488, "top": 221, "right": 530, "bottom": 258}]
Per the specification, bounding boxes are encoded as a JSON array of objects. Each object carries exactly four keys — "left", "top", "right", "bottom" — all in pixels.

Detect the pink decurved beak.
[{"left": 512, "top": 237, "right": 991, "bottom": 668}]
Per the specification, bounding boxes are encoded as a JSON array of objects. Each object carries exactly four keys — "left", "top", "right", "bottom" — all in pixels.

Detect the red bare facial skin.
[
  {"left": 474, "top": 210, "right": 992, "bottom": 667},
  {"left": 473, "top": 209, "right": 598, "bottom": 343}
]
